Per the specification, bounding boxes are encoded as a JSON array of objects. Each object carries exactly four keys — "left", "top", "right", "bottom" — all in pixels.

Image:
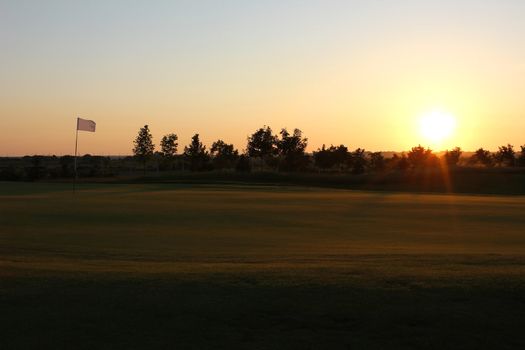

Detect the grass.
[
  {"left": 113, "top": 167, "right": 525, "bottom": 195},
  {"left": 1, "top": 182, "right": 525, "bottom": 349}
]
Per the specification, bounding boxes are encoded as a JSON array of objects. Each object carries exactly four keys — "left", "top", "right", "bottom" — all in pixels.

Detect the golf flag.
[{"left": 77, "top": 118, "right": 96, "bottom": 132}]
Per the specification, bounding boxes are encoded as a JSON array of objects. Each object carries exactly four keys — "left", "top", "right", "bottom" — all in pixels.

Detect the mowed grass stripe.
[{"left": 2, "top": 183, "right": 525, "bottom": 264}]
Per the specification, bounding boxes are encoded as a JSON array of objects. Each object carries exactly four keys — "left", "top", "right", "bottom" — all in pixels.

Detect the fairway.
[{"left": 2, "top": 182, "right": 525, "bottom": 349}]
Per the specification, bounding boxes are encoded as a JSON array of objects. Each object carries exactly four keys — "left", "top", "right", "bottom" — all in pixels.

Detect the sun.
[{"left": 419, "top": 110, "right": 456, "bottom": 145}]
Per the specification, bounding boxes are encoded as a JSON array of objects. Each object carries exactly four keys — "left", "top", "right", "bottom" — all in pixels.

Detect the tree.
[
  {"left": 469, "top": 148, "right": 493, "bottom": 167},
  {"left": 133, "top": 125, "right": 155, "bottom": 174},
  {"left": 407, "top": 145, "right": 435, "bottom": 169},
  {"left": 518, "top": 145, "right": 525, "bottom": 167},
  {"left": 349, "top": 148, "right": 367, "bottom": 174},
  {"left": 184, "top": 134, "right": 209, "bottom": 171},
  {"left": 444, "top": 147, "right": 462, "bottom": 167},
  {"left": 159, "top": 133, "right": 178, "bottom": 170},
  {"left": 246, "top": 126, "right": 277, "bottom": 170},
  {"left": 391, "top": 153, "right": 409, "bottom": 171},
  {"left": 276, "top": 128, "right": 308, "bottom": 171},
  {"left": 494, "top": 144, "right": 515, "bottom": 167},
  {"left": 333, "top": 145, "right": 350, "bottom": 171},
  {"left": 210, "top": 140, "right": 239, "bottom": 169},
  {"left": 313, "top": 144, "right": 350, "bottom": 172},
  {"left": 313, "top": 145, "right": 333, "bottom": 171},
  {"left": 368, "top": 152, "right": 385, "bottom": 172},
  {"left": 160, "top": 133, "right": 178, "bottom": 158}
]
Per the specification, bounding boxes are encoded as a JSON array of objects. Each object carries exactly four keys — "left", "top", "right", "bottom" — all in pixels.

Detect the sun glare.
[{"left": 419, "top": 110, "right": 456, "bottom": 146}]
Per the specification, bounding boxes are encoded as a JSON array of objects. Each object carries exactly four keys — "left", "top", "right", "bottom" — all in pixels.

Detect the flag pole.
[
  {"left": 73, "top": 117, "right": 96, "bottom": 193},
  {"left": 74, "top": 118, "right": 79, "bottom": 194}
]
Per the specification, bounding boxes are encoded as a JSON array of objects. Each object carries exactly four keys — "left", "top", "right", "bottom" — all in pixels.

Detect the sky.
[{"left": 1, "top": 0, "right": 524, "bottom": 156}]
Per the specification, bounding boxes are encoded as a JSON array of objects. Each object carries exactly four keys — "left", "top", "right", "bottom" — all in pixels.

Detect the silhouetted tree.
[
  {"left": 368, "top": 152, "right": 385, "bottom": 172},
  {"left": 407, "top": 145, "right": 435, "bottom": 169},
  {"left": 159, "top": 133, "right": 178, "bottom": 170},
  {"left": 133, "top": 125, "right": 155, "bottom": 174},
  {"left": 444, "top": 147, "right": 462, "bottom": 167},
  {"left": 246, "top": 126, "right": 277, "bottom": 170},
  {"left": 313, "top": 145, "right": 334, "bottom": 171},
  {"left": 276, "top": 128, "right": 308, "bottom": 171},
  {"left": 211, "top": 140, "right": 239, "bottom": 169},
  {"left": 494, "top": 144, "right": 515, "bottom": 167},
  {"left": 517, "top": 145, "right": 525, "bottom": 167},
  {"left": 313, "top": 144, "right": 351, "bottom": 172},
  {"left": 160, "top": 133, "right": 178, "bottom": 158},
  {"left": 333, "top": 145, "right": 350, "bottom": 171},
  {"left": 184, "top": 134, "right": 210, "bottom": 171},
  {"left": 392, "top": 153, "right": 409, "bottom": 171},
  {"left": 350, "top": 148, "right": 367, "bottom": 174},
  {"left": 469, "top": 148, "right": 493, "bottom": 167}
]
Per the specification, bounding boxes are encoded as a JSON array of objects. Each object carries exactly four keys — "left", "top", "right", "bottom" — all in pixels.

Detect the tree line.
[
  {"left": 133, "top": 124, "right": 525, "bottom": 173},
  {"left": 1, "top": 125, "right": 524, "bottom": 181}
]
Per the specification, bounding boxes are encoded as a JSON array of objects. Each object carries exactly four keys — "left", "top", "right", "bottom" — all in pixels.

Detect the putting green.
[{"left": 2, "top": 182, "right": 525, "bottom": 349}]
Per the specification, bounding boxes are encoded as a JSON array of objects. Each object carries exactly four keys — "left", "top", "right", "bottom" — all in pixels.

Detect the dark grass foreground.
[
  {"left": 2, "top": 182, "right": 525, "bottom": 349},
  {"left": 4, "top": 265, "right": 525, "bottom": 350}
]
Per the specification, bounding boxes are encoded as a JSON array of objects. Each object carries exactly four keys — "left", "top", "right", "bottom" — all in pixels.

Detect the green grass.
[
  {"left": 1, "top": 182, "right": 525, "bottom": 349},
  {"left": 114, "top": 167, "right": 525, "bottom": 195}
]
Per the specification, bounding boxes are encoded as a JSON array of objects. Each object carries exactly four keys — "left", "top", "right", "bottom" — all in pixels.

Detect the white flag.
[{"left": 77, "top": 118, "right": 96, "bottom": 132}]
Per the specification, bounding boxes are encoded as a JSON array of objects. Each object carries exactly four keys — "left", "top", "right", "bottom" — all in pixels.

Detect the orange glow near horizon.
[{"left": 1, "top": 1, "right": 524, "bottom": 156}]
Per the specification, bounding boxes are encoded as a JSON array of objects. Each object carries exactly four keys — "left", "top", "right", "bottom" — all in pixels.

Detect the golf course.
[{"left": 2, "top": 182, "right": 525, "bottom": 349}]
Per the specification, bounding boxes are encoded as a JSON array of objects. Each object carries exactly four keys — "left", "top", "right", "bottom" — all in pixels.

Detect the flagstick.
[
  {"left": 73, "top": 117, "right": 96, "bottom": 194},
  {"left": 74, "top": 121, "right": 79, "bottom": 194}
]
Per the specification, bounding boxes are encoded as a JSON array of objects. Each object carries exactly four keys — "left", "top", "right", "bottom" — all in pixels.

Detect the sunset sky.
[{"left": 1, "top": 0, "right": 524, "bottom": 156}]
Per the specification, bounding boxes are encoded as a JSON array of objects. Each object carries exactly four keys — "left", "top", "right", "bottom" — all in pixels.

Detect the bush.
[
  {"left": 0, "top": 166, "right": 24, "bottom": 181},
  {"left": 235, "top": 155, "right": 252, "bottom": 173}
]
